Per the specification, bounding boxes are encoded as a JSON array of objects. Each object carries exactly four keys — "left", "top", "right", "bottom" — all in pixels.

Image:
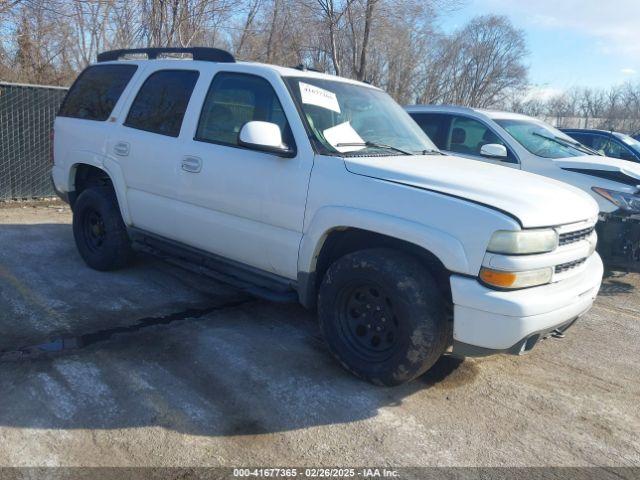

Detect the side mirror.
[
  {"left": 480, "top": 143, "right": 508, "bottom": 159},
  {"left": 238, "top": 121, "right": 293, "bottom": 156}
]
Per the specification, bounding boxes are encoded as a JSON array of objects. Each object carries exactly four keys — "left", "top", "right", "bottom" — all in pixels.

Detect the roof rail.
[
  {"left": 291, "top": 63, "right": 324, "bottom": 73},
  {"left": 97, "top": 47, "right": 235, "bottom": 63}
]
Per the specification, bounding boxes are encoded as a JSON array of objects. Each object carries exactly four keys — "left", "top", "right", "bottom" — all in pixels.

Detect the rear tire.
[
  {"left": 318, "top": 248, "right": 449, "bottom": 386},
  {"left": 72, "top": 186, "right": 133, "bottom": 271}
]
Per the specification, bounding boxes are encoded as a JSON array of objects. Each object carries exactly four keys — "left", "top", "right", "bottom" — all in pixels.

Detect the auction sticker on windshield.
[
  {"left": 299, "top": 82, "right": 341, "bottom": 113},
  {"left": 323, "top": 121, "right": 365, "bottom": 152}
]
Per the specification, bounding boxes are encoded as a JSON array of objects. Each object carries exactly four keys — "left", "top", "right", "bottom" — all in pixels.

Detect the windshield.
[
  {"left": 495, "top": 118, "right": 588, "bottom": 159},
  {"left": 614, "top": 132, "right": 640, "bottom": 154},
  {"left": 284, "top": 76, "right": 438, "bottom": 156}
]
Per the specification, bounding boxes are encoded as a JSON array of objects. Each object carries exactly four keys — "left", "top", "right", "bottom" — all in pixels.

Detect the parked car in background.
[
  {"left": 405, "top": 105, "right": 640, "bottom": 271},
  {"left": 561, "top": 128, "right": 640, "bottom": 163},
  {"left": 52, "top": 48, "right": 604, "bottom": 386}
]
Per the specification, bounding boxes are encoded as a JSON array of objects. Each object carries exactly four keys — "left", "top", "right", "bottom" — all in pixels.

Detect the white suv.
[
  {"left": 406, "top": 105, "right": 640, "bottom": 270},
  {"left": 52, "top": 48, "right": 603, "bottom": 386}
]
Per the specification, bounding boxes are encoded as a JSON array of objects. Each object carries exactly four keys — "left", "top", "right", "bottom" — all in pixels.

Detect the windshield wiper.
[
  {"left": 336, "top": 142, "right": 414, "bottom": 156},
  {"left": 532, "top": 132, "right": 600, "bottom": 155}
]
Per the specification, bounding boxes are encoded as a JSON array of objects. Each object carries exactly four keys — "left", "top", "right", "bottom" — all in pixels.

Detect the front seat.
[
  {"left": 476, "top": 129, "right": 502, "bottom": 154},
  {"left": 450, "top": 127, "right": 472, "bottom": 154},
  {"left": 199, "top": 103, "right": 236, "bottom": 144}
]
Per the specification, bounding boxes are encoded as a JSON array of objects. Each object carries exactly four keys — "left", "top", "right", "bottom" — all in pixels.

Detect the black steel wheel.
[
  {"left": 73, "top": 186, "right": 133, "bottom": 271},
  {"left": 318, "top": 248, "right": 449, "bottom": 386},
  {"left": 81, "top": 209, "right": 107, "bottom": 253},
  {"left": 335, "top": 282, "right": 402, "bottom": 362}
]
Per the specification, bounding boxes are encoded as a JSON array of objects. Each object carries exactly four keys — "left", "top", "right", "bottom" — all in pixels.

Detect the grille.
[
  {"left": 558, "top": 226, "right": 595, "bottom": 246},
  {"left": 555, "top": 258, "right": 587, "bottom": 274}
]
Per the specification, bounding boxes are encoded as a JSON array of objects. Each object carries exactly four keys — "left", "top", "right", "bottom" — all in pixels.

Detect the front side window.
[
  {"left": 59, "top": 64, "right": 137, "bottom": 121},
  {"left": 284, "top": 77, "right": 437, "bottom": 156},
  {"left": 195, "top": 72, "right": 294, "bottom": 149},
  {"left": 125, "top": 70, "right": 199, "bottom": 137},
  {"left": 447, "top": 116, "right": 512, "bottom": 161},
  {"left": 612, "top": 133, "right": 640, "bottom": 160},
  {"left": 495, "top": 119, "right": 590, "bottom": 159}
]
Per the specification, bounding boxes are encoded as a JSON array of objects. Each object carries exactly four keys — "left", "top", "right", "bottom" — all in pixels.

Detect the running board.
[{"left": 130, "top": 229, "right": 299, "bottom": 303}]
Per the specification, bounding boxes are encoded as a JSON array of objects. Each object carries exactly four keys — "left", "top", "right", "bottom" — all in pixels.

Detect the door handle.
[
  {"left": 113, "top": 141, "right": 130, "bottom": 157},
  {"left": 181, "top": 156, "right": 202, "bottom": 173}
]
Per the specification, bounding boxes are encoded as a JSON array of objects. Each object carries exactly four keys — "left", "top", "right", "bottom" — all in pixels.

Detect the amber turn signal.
[
  {"left": 479, "top": 266, "right": 553, "bottom": 290},
  {"left": 479, "top": 268, "right": 517, "bottom": 288}
]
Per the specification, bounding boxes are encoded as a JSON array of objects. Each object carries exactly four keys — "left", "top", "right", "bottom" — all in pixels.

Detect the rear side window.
[
  {"left": 409, "top": 113, "right": 450, "bottom": 147},
  {"left": 59, "top": 65, "right": 137, "bottom": 121},
  {"left": 125, "top": 70, "right": 199, "bottom": 137},
  {"left": 567, "top": 132, "right": 593, "bottom": 147}
]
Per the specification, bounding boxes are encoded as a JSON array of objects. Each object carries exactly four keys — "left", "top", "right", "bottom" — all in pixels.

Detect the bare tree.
[
  {"left": 418, "top": 15, "right": 528, "bottom": 108},
  {"left": 0, "top": 0, "right": 21, "bottom": 15}
]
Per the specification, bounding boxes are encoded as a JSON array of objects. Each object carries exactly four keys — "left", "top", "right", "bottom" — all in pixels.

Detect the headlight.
[
  {"left": 487, "top": 229, "right": 558, "bottom": 255},
  {"left": 480, "top": 267, "right": 553, "bottom": 290},
  {"left": 592, "top": 187, "right": 640, "bottom": 213}
]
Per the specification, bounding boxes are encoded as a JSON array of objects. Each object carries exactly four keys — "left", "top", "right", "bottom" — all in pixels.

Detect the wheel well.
[
  {"left": 303, "top": 228, "right": 452, "bottom": 308},
  {"left": 70, "top": 164, "right": 113, "bottom": 207}
]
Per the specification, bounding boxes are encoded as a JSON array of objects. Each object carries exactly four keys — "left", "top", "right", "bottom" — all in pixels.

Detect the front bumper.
[{"left": 449, "top": 252, "right": 603, "bottom": 356}]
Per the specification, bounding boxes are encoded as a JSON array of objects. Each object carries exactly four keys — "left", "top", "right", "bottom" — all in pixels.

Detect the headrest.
[{"left": 452, "top": 127, "right": 466, "bottom": 144}]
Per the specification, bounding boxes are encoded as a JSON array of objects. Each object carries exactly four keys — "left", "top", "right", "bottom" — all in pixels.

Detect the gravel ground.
[{"left": 0, "top": 203, "right": 638, "bottom": 468}]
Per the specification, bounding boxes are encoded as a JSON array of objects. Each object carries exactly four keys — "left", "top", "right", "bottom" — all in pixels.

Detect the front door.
[
  {"left": 445, "top": 115, "right": 520, "bottom": 168},
  {"left": 176, "top": 71, "right": 313, "bottom": 279}
]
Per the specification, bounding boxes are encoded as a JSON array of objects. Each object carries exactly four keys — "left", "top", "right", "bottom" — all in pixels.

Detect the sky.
[{"left": 440, "top": 0, "right": 640, "bottom": 99}]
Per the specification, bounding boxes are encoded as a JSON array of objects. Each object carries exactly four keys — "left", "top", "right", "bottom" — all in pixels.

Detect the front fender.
[{"left": 298, "top": 206, "right": 470, "bottom": 275}]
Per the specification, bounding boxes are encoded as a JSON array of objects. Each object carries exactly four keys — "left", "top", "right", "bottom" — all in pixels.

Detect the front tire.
[
  {"left": 72, "top": 186, "right": 133, "bottom": 271},
  {"left": 318, "top": 249, "right": 449, "bottom": 386}
]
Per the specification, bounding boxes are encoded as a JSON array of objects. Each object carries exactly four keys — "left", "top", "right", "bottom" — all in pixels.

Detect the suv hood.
[
  {"left": 344, "top": 154, "right": 599, "bottom": 228},
  {"left": 553, "top": 155, "right": 640, "bottom": 187}
]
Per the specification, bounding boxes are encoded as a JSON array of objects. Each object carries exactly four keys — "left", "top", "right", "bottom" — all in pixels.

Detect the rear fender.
[{"left": 70, "top": 154, "right": 131, "bottom": 225}]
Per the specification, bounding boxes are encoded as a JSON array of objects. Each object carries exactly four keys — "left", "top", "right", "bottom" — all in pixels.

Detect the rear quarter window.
[{"left": 58, "top": 64, "right": 138, "bottom": 121}]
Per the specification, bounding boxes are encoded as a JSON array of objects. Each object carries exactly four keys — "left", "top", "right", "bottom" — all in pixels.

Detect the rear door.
[
  {"left": 109, "top": 67, "right": 199, "bottom": 235},
  {"left": 410, "top": 112, "right": 451, "bottom": 148},
  {"left": 565, "top": 132, "right": 594, "bottom": 148}
]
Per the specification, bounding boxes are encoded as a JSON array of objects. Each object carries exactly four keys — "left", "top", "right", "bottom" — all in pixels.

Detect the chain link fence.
[{"left": 0, "top": 82, "right": 68, "bottom": 200}]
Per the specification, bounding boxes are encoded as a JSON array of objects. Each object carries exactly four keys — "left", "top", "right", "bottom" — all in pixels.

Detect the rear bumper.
[
  {"left": 50, "top": 173, "right": 69, "bottom": 204},
  {"left": 450, "top": 253, "right": 603, "bottom": 355},
  {"left": 50, "top": 166, "right": 70, "bottom": 204}
]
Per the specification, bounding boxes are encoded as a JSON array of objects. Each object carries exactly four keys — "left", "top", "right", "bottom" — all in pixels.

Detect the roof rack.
[
  {"left": 97, "top": 47, "right": 235, "bottom": 63},
  {"left": 291, "top": 63, "right": 324, "bottom": 73}
]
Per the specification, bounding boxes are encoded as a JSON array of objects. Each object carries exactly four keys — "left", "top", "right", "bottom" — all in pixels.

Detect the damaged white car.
[{"left": 406, "top": 106, "right": 640, "bottom": 271}]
